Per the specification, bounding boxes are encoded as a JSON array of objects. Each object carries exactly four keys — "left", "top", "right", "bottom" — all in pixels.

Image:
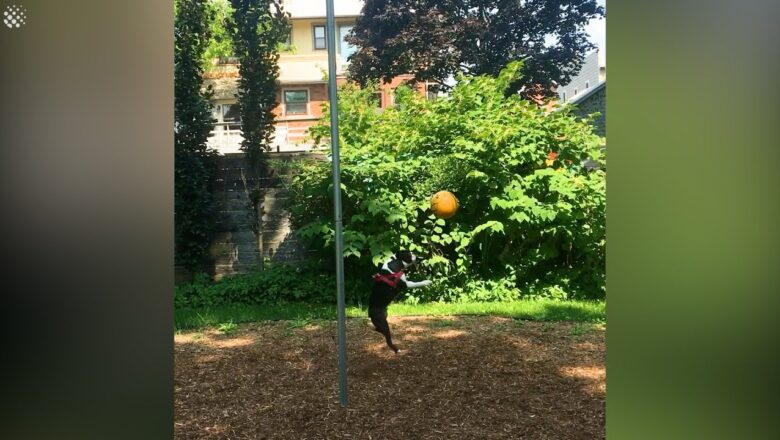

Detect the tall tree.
[
  {"left": 346, "top": 0, "right": 604, "bottom": 98},
  {"left": 175, "top": 0, "right": 219, "bottom": 272},
  {"left": 227, "top": 0, "right": 290, "bottom": 168}
]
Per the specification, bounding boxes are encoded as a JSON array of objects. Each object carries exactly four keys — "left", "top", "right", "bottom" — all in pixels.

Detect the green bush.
[
  {"left": 287, "top": 62, "right": 606, "bottom": 300},
  {"left": 175, "top": 264, "right": 372, "bottom": 308}
]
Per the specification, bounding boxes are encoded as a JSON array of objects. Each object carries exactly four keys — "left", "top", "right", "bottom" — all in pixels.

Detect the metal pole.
[{"left": 325, "top": 0, "right": 348, "bottom": 407}]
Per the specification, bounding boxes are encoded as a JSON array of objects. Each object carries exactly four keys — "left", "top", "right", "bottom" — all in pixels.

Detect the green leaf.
[
  {"left": 472, "top": 221, "right": 505, "bottom": 236},
  {"left": 509, "top": 212, "right": 530, "bottom": 223},
  {"left": 386, "top": 212, "right": 405, "bottom": 223},
  {"left": 466, "top": 170, "right": 488, "bottom": 180},
  {"left": 426, "top": 255, "right": 450, "bottom": 267}
]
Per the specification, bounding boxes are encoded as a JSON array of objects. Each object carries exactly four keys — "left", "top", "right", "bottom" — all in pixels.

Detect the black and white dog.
[{"left": 369, "top": 250, "right": 432, "bottom": 353}]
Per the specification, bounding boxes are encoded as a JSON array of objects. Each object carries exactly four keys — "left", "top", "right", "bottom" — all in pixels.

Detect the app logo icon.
[{"left": 3, "top": 4, "right": 27, "bottom": 29}]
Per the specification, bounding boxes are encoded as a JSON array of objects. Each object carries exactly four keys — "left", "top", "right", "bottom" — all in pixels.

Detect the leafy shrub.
[
  {"left": 175, "top": 264, "right": 372, "bottom": 308},
  {"left": 287, "top": 62, "right": 606, "bottom": 299}
]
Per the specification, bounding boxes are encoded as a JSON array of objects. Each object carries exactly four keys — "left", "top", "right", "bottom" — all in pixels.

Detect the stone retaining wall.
[{"left": 176, "top": 152, "right": 324, "bottom": 282}]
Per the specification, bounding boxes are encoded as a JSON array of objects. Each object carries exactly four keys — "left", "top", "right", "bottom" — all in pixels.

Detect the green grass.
[
  {"left": 216, "top": 321, "right": 238, "bottom": 335},
  {"left": 175, "top": 299, "right": 605, "bottom": 331},
  {"left": 429, "top": 319, "right": 457, "bottom": 328},
  {"left": 569, "top": 323, "right": 589, "bottom": 336}
]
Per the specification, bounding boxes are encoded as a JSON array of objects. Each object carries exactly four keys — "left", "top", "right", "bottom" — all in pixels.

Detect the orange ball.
[{"left": 430, "top": 191, "right": 459, "bottom": 219}]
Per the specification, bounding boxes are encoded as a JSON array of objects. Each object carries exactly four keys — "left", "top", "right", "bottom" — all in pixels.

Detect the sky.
[
  {"left": 542, "top": 0, "right": 606, "bottom": 65},
  {"left": 586, "top": 0, "right": 606, "bottom": 63}
]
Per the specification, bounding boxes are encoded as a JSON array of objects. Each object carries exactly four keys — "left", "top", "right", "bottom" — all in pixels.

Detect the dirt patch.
[{"left": 175, "top": 316, "right": 605, "bottom": 439}]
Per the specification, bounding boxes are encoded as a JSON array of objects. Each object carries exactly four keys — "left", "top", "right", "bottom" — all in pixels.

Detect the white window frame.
[{"left": 282, "top": 88, "right": 311, "bottom": 116}]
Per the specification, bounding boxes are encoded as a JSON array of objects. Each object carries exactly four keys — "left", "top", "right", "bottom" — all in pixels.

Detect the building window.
[
  {"left": 372, "top": 92, "right": 383, "bottom": 108},
  {"left": 284, "top": 89, "right": 309, "bottom": 115},
  {"left": 339, "top": 25, "right": 356, "bottom": 60},
  {"left": 313, "top": 25, "right": 326, "bottom": 50},
  {"left": 426, "top": 83, "right": 438, "bottom": 101},
  {"left": 388, "top": 89, "right": 405, "bottom": 109},
  {"left": 221, "top": 103, "right": 241, "bottom": 124},
  {"left": 562, "top": 91, "right": 566, "bottom": 102},
  {"left": 212, "top": 103, "right": 242, "bottom": 130},
  {"left": 585, "top": 81, "right": 590, "bottom": 89},
  {"left": 574, "top": 88, "right": 578, "bottom": 96}
]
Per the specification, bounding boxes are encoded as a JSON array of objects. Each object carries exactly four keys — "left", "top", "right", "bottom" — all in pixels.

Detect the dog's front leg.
[{"left": 401, "top": 275, "right": 432, "bottom": 289}]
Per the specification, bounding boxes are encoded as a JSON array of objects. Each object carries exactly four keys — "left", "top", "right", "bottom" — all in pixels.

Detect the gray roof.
[{"left": 568, "top": 81, "right": 605, "bottom": 105}]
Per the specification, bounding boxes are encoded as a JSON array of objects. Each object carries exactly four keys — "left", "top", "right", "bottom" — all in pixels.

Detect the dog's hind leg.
[
  {"left": 369, "top": 309, "right": 383, "bottom": 332},
  {"left": 377, "top": 319, "right": 400, "bottom": 353},
  {"left": 369, "top": 309, "right": 400, "bottom": 353}
]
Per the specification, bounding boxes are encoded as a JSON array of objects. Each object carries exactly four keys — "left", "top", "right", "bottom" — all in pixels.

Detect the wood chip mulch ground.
[{"left": 175, "top": 316, "right": 605, "bottom": 439}]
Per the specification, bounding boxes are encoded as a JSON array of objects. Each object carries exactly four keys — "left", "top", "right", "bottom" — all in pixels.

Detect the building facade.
[
  {"left": 557, "top": 50, "right": 605, "bottom": 104},
  {"left": 553, "top": 49, "right": 606, "bottom": 138},
  {"left": 570, "top": 82, "right": 606, "bottom": 137},
  {"left": 204, "top": 0, "right": 425, "bottom": 154}
]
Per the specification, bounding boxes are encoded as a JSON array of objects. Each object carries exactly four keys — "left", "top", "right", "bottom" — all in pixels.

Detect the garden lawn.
[{"left": 175, "top": 299, "right": 605, "bottom": 330}]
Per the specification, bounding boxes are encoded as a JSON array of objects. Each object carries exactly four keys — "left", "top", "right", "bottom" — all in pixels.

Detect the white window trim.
[{"left": 282, "top": 87, "right": 311, "bottom": 116}]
